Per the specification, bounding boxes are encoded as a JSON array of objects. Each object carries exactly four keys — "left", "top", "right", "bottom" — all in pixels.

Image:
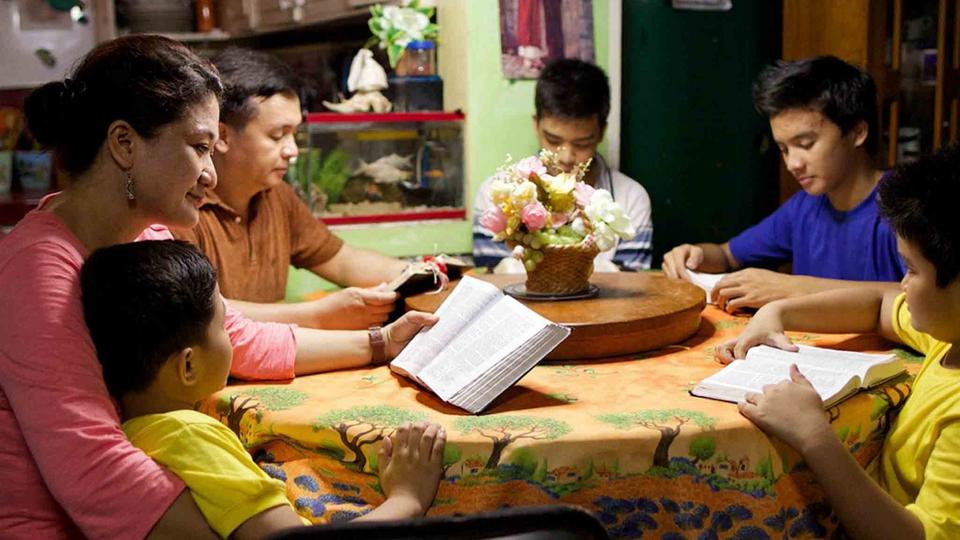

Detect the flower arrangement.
[
  {"left": 479, "top": 150, "right": 636, "bottom": 273},
  {"left": 366, "top": 0, "right": 438, "bottom": 69}
]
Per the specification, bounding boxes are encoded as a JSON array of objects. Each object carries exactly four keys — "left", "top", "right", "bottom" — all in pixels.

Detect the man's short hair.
[
  {"left": 80, "top": 240, "right": 219, "bottom": 398},
  {"left": 213, "top": 47, "right": 301, "bottom": 129},
  {"left": 753, "top": 55, "right": 879, "bottom": 154},
  {"left": 879, "top": 145, "right": 960, "bottom": 287},
  {"left": 535, "top": 59, "right": 611, "bottom": 128}
]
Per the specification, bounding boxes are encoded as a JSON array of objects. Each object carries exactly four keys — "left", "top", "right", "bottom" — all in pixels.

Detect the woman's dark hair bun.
[{"left": 24, "top": 81, "right": 72, "bottom": 147}]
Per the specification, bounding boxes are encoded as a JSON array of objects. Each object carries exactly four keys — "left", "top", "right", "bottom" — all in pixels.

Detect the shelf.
[
  {"left": 159, "top": 29, "right": 232, "bottom": 42},
  {"left": 320, "top": 208, "right": 466, "bottom": 226},
  {"left": 304, "top": 111, "right": 465, "bottom": 124}
]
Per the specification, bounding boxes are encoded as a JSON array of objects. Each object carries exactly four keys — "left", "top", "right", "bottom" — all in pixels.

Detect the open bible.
[
  {"left": 390, "top": 276, "right": 570, "bottom": 413},
  {"left": 691, "top": 345, "right": 906, "bottom": 408}
]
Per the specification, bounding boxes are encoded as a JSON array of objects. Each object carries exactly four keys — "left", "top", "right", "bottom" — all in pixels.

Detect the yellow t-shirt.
[
  {"left": 879, "top": 293, "right": 960, "bottom": 540},
  {"left": 123, "top": 410, "right": 307, "bottom": 538}
]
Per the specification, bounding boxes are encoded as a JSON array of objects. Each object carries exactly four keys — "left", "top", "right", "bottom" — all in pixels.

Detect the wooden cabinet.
[
  {"left": 781, "top": 0, "right": 959, "bottom": 200},
  {"left": 217, "top": 0, "right": 393, "bottom": 36}
]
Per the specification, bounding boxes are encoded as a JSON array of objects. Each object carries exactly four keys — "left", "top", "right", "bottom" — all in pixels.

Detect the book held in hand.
[
  {"left": 685, "top": 270, "right": 727, "bottom": 304},
  {"left": 390, "top": 276, "right": 570, "bottom": 414},
  {"left": 691, "top": 345, "right": 906, "bottom": 408}
]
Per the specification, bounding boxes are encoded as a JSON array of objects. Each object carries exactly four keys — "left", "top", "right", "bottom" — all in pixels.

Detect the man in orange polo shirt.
[{"left": 173, "top": 48, "right": 409, "bottom": 330}]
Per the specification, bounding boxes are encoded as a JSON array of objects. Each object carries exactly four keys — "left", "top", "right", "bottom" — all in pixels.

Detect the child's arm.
[
  {"left": 662, "top": 242, "right": 738, "bottom": 279},
  {"left": 713, "top": 271, "right": 902, "bottom": 313},
  {"left": 738, "top": 365, "right": 924, "bottom": 540},
  {"left": 231, "top": 505, "right": 305, "bottom": 540},
  {"left": 356, "top": 422, "right": 447, "bottom": 521},
  {"left": 716, "top": 286, "right": 903, "bottom": 363}
]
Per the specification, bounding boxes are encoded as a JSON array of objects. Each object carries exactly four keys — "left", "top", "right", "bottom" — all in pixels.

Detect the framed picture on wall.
[{"left": 499, "top": 0, "right": 595, "bottom": 79}]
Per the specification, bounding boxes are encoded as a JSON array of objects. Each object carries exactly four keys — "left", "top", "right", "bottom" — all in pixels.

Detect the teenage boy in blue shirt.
[{"left": 663, "top": 56, "right": 904, "bottom": 311}]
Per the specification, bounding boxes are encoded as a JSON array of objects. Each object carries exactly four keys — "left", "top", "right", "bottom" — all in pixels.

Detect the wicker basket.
[{"left": 525, "top": 242, "right": 600, "bottom": 295}]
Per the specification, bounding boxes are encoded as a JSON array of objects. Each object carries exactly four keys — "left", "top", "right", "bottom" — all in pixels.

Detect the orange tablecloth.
[{"left": 198, "top": 306, "right": 919, "bottom": 539}]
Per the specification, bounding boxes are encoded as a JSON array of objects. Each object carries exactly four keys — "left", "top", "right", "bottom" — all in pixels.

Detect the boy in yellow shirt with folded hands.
[{"left": 80, "top": 240, "right": 446, "bottom": 539}]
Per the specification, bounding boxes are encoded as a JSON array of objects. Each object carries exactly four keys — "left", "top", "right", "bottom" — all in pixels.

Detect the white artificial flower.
[
  {"left": 583, "top": 189, "right": 636, "bottom": 247},
  {"left": 512, "top": 181, "right": 537, "bottom": 207},
  {"left": 540, "top": 171, "right": 576, "bottom": 196},
  {"left": 570, "top": 216, "right": 587, "bottom": 236},
  {"left": 383, "top": 6, "right": 430, "bottom": 44}
]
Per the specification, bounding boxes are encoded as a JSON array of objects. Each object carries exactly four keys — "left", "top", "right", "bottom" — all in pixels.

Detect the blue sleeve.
[{"left": 728, "top": 192, "right": 802, "bottom": 268}]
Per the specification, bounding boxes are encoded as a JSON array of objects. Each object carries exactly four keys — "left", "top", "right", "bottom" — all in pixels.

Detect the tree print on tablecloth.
[
  {"left": 598, "top": 409, "right": 716, "bottom": 468},
  {"left": 312, "top": 405, "right": 427, "bottom": 472},
  {"left": 214, "top": 386, "right": 307, "bottom": 439},
  {"left": 454, "top": 415, "right": 571, "bottom": 470}
]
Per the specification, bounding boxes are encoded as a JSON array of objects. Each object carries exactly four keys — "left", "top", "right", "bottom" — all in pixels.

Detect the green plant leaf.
[{"left": 387, "top": 43, "right": 405, "bottom": 68}]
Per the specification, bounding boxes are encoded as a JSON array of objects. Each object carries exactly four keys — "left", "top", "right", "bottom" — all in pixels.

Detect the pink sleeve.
[
  {"left": 138, "top": 224, "right": 298, "bottom": 380},
  {"left": 224, "top": 304, "right": 297, "bottom": 380},
  {"left": 0, "top": 243, "right": 184, "bottom": 539}
]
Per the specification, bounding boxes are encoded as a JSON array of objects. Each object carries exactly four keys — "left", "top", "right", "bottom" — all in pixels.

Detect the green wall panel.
[{"left": 621, "top": 0, "right": 782, "bottom": 267}]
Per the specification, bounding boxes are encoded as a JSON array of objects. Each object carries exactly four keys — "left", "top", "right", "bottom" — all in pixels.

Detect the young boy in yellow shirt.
[
  {"left": 717, "top": 145, "right": 960, "bottom": 539},
  {"left": 80, "top": 240, "right": 446, "bottom": 539}
]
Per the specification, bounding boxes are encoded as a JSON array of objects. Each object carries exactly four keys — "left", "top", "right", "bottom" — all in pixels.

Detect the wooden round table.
[{"left": 405, "top": 272, "right": 706, "bottom": 360}]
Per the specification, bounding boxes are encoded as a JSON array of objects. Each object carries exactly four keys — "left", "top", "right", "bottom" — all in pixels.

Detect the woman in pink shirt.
[{"left": 0, "top": 35, "right": 436, "bottom": 539}]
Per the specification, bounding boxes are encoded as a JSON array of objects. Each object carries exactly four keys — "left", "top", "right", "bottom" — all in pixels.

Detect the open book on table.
[
  {"left": 691, "top": 344, "right": 905, "bottom": 408},
  {"left": 390, "top": 276, "right": 570, "bottom": 414}
]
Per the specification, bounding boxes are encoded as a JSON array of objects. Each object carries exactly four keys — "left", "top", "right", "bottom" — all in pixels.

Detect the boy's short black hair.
[
  {"left": 213, "top": 47, "right": 301, "bottom": 129},
  {"left": 80, "top": 240, "right": 219, "bottom": 398},
  {"left": 753, "top": 55, "right": 879, "bottom": 154},
  {"left": 535, "top": 59, "right": 611, "bottom": 128},
  {"left": 879, "top": 145, "right": 960, "bottom": 288}
]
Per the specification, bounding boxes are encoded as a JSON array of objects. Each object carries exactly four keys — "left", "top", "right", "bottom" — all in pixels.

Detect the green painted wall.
[
  {"left": 462, "top": 0, "right": 609, "bottom": 213},
  {"left": 620, "top": 0, "right": 781, "bottom": 267},
  {"left": 289, "top": 0, "right": 612, "bottom": 298}
]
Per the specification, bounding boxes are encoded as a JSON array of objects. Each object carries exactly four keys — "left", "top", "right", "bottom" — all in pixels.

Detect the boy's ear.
[
  {"left": 532, "top": 114, "right": 540, "bottom": 136},
  {"left": 215, "top": 122, "right": 231, "bottom": 154},
  {"left": 176, "top": 347, "right": 200, "bottom": 386},
  {"left": 850, "top": 120, "right": 869, "bottom": 148}
]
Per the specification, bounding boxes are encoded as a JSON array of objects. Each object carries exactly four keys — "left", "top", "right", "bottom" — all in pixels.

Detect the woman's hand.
[
  {"left": 715, "top": 303, "right": 798, "bottom": 364},
  {"left": 383, "top": 311, "right": 439, "bottom": 359},
  {"left": 737, "top": 364, "right": 833, "bottom": 454}
]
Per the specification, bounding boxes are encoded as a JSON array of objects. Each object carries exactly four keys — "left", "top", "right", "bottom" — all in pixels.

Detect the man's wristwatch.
[{"left": 368, "top": 326, "right": 387, "bottom": 365}]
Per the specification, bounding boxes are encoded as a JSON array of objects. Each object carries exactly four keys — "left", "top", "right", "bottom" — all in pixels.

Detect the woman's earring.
[{"left": 125, "top": 171, "right": 136, "bottom": 201}]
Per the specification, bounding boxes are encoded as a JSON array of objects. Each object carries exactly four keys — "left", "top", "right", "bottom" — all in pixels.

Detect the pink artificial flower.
[
  {"left": 551, "top": 211, "right": 570, "bottom": 227},
  {"left": 574, "top": 182, "right": 596, "bottom": 207},
  {"left": 521, "top": 201, "right": 548, "bottom": 231},
  {"left": 516, "top": 156, "right": 547, "bottom": 179},
  {"left": 479, "top": 206, "right": 508, "bottom": 234}
]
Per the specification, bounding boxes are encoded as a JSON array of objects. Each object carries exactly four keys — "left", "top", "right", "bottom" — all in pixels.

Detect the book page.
[
  {"left": 699, "top": 358, "right": 852, "bottom": 401},
  {"left": 390, "top": 276, "right": 502, "bottom": 377},
  {"left": 693, "top": 345, "right": 903, "bottom": 406},
  {"left": 418, "top": 296, "right": 552, "bottom": 401},
  {"left": 448, "top": 324, "right": 569, "bottom": 413},
  {"left": 686, "top": 270, "right": 726, "bottom": 303},
  {"left": 747, "top": 345, "right": 898, "bottom": 383}
]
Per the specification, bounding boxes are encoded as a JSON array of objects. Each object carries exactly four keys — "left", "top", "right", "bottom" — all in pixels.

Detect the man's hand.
[
  {"left": 713, "top": 268, "right": 798, "bottom": 313},
  {"left": 737, "top": 364, "right": 833, "bottom": 454},
  {"left": 308, "top": 286, "right": 397, "bottom": 330},
  {"left": 661, "top": 244, "right": 704, "bottom": 280},
  {"left": 383, "top": 311, "right": 439, "bottom": 359}
]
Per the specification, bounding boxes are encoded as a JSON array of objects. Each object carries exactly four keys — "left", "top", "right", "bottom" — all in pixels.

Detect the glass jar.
[{"left": 395, "top": 40, "right": 436, "bottom": 77}]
